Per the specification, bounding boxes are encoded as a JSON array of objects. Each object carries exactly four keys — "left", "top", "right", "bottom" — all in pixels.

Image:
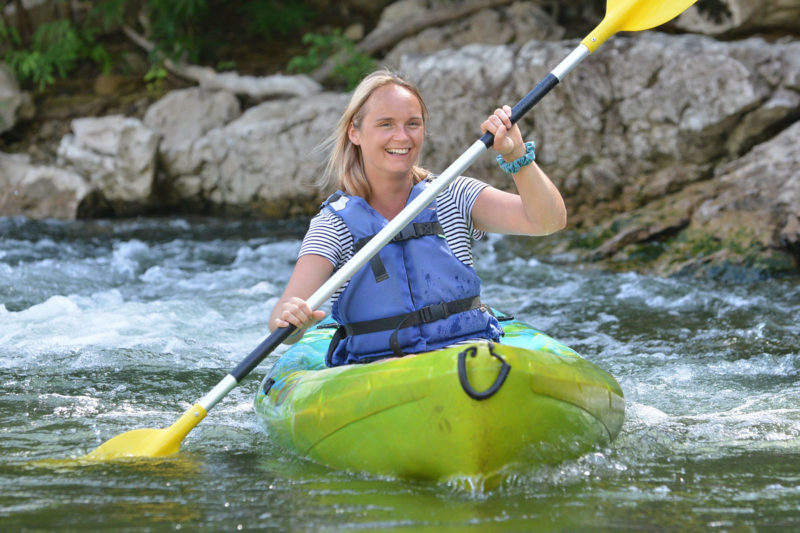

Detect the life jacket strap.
[
  {"left": 344, "top": 295, "right": 483, "bottom": 337},
  {"left": 329, "top": 295, "right": 484, "bottom": 361},
  {"left": 353, "top": 221, "right": 444, "bottom": 283}
]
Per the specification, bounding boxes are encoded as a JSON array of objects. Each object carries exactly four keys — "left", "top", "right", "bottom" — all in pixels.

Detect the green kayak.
[{"left": 254, "top": 313, "right": 624, "bottom": 483}]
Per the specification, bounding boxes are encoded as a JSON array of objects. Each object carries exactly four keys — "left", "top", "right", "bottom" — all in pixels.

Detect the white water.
[{"left": 1, "top": 216, "right": 799, "bottom": 530}]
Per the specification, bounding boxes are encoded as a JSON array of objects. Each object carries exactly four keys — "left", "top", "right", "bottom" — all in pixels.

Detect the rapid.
[{"left": 1, "top": 216, "right": 798, "bottom": 531}]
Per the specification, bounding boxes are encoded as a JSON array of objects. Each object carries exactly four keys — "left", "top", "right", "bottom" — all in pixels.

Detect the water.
[{"left": 1, "top": 216, "right": 799, "bottom": 531}]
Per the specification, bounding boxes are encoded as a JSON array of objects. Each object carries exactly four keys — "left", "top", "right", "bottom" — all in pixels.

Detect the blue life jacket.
[{"left": 323, "top": 179, "right": 501, "bottom": 367}]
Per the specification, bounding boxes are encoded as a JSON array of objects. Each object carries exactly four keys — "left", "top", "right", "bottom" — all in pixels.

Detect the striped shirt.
[{"left": 298, "top": 175, "right": 489, "bottom": 300}]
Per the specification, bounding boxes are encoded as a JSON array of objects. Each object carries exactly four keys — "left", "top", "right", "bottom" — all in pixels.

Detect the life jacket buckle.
[{"left": 419, "top": 302, "right": 448, "bottom": 323}]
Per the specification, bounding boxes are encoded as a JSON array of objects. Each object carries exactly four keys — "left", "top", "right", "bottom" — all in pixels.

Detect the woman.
[{"left": 268, "top": 69, "right": 566, "bottom": 366}]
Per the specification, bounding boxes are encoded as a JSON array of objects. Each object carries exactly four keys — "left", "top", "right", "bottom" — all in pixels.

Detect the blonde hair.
[{"left": 318, "top": 69, "right": 429, "bottom": 201}]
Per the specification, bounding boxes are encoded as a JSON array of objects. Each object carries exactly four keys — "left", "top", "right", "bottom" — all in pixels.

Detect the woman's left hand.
[{"left": 481, "top": 105, "right": 525, "bottom": 160}]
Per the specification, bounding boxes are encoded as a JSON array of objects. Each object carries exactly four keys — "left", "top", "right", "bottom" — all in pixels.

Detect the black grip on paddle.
[
  {"left": 231, "top": 325, "right": 296, "bottom": 381},
  {"left": 479, "top": 73, "right": 560, "bottom": 148}
]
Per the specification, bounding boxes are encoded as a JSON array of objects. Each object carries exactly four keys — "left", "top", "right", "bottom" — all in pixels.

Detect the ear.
[{"left": 347, "top": 122, "right": 360, "bottom": 146}]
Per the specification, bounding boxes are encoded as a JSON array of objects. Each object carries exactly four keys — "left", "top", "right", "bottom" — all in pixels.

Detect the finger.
[
  {"left": 494, "top": 107, "right": 511, "bottom": 126},
  {"left": 282, "top": 304, "right": 307, "bottom": 327},
  {"left": 489, "top": 114, "right": 505, "bottom": 131},
  {"left": 481, "top": 117, "right": 499, "bottom": 135}
]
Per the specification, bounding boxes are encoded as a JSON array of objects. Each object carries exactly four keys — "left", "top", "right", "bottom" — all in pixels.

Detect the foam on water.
[{"left": 1, "top": 217, "right": 799, "bottom": 529}]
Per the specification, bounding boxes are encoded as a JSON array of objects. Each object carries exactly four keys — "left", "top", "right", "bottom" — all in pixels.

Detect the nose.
[{"left": 393, "top": 125, "right": 411, "bottom": 141}]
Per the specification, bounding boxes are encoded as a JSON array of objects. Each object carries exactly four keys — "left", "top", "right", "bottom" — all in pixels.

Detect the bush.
[
  {"left": 1, "top": 19, "right": 109, "bottom": 89},
  {"left": 288, "top": 30, "right": 375, "bottom": 90}
]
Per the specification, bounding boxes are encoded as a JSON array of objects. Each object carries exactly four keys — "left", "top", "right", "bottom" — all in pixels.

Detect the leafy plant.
[
  {"left": 144, "top": 63, "right": 168, "bottom": 93},
  {"left": 146, "top": 0, "right": 210, "bottom": 62},
  {"left": 1, "top": 1, "right": 122, "bottom": 90},
  {"left": 240, "top": 0, "right": 316, "bottom": 40},
  {"left": 288, "top": 30, "right": 375, "bottom": 90},
  {"left": 2, "top": 20, "right": 88, "bottom": 89}
]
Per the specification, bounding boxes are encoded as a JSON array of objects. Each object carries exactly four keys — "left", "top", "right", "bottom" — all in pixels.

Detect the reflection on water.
[{"left": 1, "top": 217, "right": 799, "bottom": 530}]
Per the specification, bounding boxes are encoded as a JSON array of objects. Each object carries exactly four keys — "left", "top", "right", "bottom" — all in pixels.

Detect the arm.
[
  {"left": 471, "top": 105, "right": 567, "bottom": 236},
  {"left": 268, "top": 254, "right": 334, "bottom": 344}
]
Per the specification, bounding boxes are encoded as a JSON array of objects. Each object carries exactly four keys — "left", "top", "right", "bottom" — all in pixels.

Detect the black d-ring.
[{"left": 457, "top": 342, "right": 511, "bottom": 401}]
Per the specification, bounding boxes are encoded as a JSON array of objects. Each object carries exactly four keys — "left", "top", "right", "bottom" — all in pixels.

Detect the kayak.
[{"left": 254, "top": 312, "right": 624, "bottom": 482}]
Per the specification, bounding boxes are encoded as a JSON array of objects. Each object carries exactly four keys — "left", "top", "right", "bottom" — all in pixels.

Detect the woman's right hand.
[
  {"left": 268, "top": 254, "right": 334, "bottom": 343},
  {"left": 272, "top": 296, "right": 326, "bottom": 332}
]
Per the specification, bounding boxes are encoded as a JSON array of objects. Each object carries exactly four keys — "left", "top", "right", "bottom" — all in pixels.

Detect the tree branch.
[{"left": 121, "top": 25, "right": 321, "bottom": 100}]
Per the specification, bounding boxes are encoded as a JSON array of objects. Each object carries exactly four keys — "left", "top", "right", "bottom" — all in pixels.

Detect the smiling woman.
[{"left": 267, "top": 68, "right": 566, "bottom": 365}]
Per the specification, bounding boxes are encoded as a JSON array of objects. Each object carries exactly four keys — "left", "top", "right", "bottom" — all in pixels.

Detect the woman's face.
[{"left": 348, "top": 84, "right": 425, "bottom": 183}]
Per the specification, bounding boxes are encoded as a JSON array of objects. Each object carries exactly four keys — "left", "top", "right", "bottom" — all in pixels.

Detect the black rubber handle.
[
  {"left": 231, "top": 325, "right": 296, "bottom": 382},
  {"left": 457, "top": 343, "right": 511, "bottom": 401},
  {"left": 479, "top": 72, "right": 560, "bottom": 148}
]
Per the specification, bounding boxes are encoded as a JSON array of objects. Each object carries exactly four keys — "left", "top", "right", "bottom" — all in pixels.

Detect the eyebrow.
[{"left": 373, "top": 116, "right": 424, "bottom": 123}]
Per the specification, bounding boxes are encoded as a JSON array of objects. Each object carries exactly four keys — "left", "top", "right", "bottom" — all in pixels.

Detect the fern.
[{"left": 2, "top": 20, "right": 85, "bottom": 89}]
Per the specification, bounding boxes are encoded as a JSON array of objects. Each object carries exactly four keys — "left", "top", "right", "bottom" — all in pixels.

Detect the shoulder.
[
  {"left": 433, "top": 175, "right": 489, "bottom": 216},
  {"left": 300, "top": 211, "right": 352, "bottom": 267}
]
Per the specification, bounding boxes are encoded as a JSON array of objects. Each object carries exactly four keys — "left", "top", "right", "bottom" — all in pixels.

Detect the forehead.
[{"left": 362, "top": 84, "right": 422, "bottom": 118}]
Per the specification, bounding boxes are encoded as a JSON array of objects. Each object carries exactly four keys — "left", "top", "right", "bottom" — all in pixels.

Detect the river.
[{"left": 1, "top": 216, "right": 798, "bottom": 531}]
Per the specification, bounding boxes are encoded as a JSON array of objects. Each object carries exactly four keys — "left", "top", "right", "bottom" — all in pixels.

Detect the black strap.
[
  {"left": 325, "top": 325, "right": 348, "bottom": 367},
  {"left": 387, "top": 296, "right": 483, "bottom": 357},
  {"left": 327, "top": 297, "right": 490, "bottom": 363},
  {"left": 353, "top": 221, "right": 444, "bottom": 283},
  {"left": 344, "top": 296, "right": 483, "bottom": 337}
]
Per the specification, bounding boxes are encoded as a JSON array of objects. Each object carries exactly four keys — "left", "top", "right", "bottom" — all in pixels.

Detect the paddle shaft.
[{"left": 194, "top": 43, "right": 593, "bottom": 414}]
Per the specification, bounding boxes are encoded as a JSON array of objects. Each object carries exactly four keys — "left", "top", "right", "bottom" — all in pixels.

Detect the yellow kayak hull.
[{"left": 254, "top": 317, "right": 624, "bottom": 482}]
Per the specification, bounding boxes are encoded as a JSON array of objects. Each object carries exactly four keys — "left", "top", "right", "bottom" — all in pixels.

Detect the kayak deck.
[{"left": 254, "top": 316, "right": 624, "bottom": 481}]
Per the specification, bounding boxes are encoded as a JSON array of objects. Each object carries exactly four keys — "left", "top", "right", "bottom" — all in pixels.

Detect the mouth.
[{"left": 386, "top": 148, "right": 411, "bottom": 155}]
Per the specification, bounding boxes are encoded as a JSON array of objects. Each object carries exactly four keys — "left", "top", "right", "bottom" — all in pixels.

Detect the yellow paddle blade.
[
  {"left": 81, "top": 403, "right": 207, "bottom": 461},
  {"left": 582, "top": 0, "right": 699, "bottom": 52}
]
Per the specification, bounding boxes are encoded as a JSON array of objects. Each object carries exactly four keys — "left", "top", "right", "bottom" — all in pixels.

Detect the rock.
[
  {"left": 690, "top": 120, "right": 800, "bottom": 267},
  {"left": 56, "top": 115, "right": 159, "bottom": 214},
  {"left": 6, "top": 0, "right": 800, "bottom": 278},
  {"left": 675, "top": 0, "right": 800, "bottom": 36},
  {"left": 0, "top": 63, "right": 34, "bottom": 134},
  {"left": 582, "top": 120, "right": 800, "bottom": 278},
  {"left": 0, "top": 152, "right": 90, "bottom": 219},
  {"left": 143, "top": 87, "right": 241, "bottom": 174},
  {"left": 382, "top": 0, "right": 563, "bottom": 66},
  {"left": 161, "top": 92, "right": 349, "bottom": 216},
  {"left": 93, "top": 74, "right": 126, "bottom": 96}
]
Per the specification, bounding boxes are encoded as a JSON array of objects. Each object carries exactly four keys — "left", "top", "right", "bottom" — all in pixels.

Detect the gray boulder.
[
  {"left": 57, "top": 115, "right": 159, "bottom": 214},
  {"left": 0, "top": 152, "right": 90, "bottom": 219}
]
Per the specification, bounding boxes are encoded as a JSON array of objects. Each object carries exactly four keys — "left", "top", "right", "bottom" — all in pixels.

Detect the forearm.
[{"left": 510, "top": 161, "right": 567, "bottom": 235}]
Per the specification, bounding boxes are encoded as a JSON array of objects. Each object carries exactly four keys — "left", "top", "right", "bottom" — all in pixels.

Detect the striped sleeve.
[
  {"left": 434, "top": 175, "right": 489, "bottom": 267},
  {"left": 298, "top": 210, "right": 352, "bottom": 267}
]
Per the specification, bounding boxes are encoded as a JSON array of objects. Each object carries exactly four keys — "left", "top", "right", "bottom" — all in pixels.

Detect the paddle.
[{"left": 82, "top": 0, "right": 698, "bottom": 461}]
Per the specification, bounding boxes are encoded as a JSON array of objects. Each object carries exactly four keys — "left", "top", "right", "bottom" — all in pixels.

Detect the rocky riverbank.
[{"left": 1, "top": 0, "right": 799, "bottom": 279}]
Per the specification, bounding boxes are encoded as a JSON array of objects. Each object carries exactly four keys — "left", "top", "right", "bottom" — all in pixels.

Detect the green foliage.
[
  {"left": 241, "top": 0, "right": 316, "bottom": 40},
  {"left": 0, "top": 0, "right": 126, "bottom": 90},
  {"left": 87, "top": 0, "right": 129, "bottom": 32},
  {"left": 288, "top": 30, "right": 376, "bottom": 90},
  {"left": 0, "top": 0, "right": 335, "bottom": 90},
  {"left": 146, "top": 0, "right": 210, "bottom": 62},
  {"left": 2, "top": 20, "right": 89, "bottom": 89},
  {"left": 144, "top": 63, "right": 169, "bottom": 93}
]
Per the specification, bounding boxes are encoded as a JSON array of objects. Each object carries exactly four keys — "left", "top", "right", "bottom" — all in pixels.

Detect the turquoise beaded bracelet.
[{"left": 496, "top": 141, "right": 536, "bottom": 174}]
